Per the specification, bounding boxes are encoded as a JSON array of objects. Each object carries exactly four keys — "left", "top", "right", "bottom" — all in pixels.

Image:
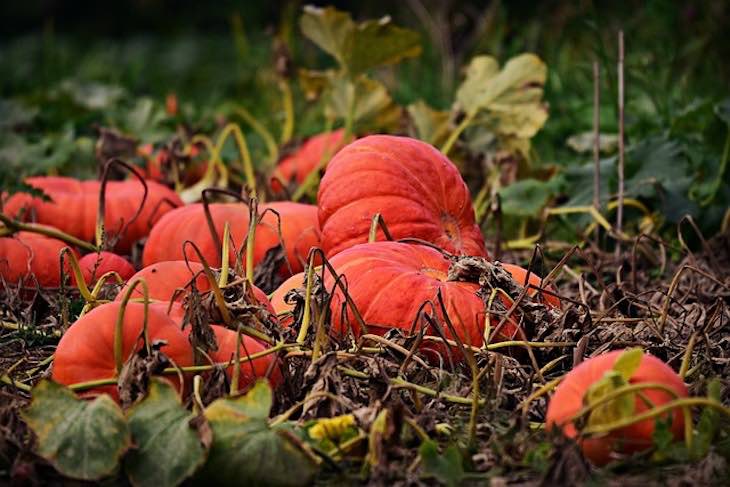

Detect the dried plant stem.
[
  {"left": 593, "top": 61, "right": 601, "bottom": 214},
  {"left": 615, "top": 31, "right": 625, "bottom": 257}
]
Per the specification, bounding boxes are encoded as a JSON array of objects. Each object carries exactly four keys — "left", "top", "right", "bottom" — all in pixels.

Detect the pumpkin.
[
  {"left": 270, "top": 129, "right": 348, "bottom": 193},
  {"left": 52, "top": 301, "right": 195, "bottom": 400},
  {"left": 501, "top": 263, "right": 561, "bottom": 309},
  {"left": 324, "top": 242, "right": 488, "bottom": 354},
  {"left": 270, "top": 271, "right": 306, "bottom": 319},
  {"left": 0, "top": 231, "right": 76, "bottom": 289},
  {"left": 317, "top": 135, "right": 487, "bottom": 258},
  {"left": 2, "top": 176, "right": 183, "bottom": 252},
  {"left": 78, "top": 251, "right": 135, "bottom": 285},
  {"left": 142, "top": 201, "right": 320, "bottom": 278},
  {"left": 545, "top": 350, "right": 688, "bottom": 465},
  {"left": 116, "top": 260, "right": 275, "bottom": 314},
  {"left": 209, "top": 325, "right": 283, "bottom": 389}
]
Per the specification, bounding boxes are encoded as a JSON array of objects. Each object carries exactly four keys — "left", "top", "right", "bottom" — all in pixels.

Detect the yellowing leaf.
[
  {"left": 613, "top": 348, "right": 644, "bottom": 382},
  {"left": 456, "top": 54, "right": 548, "bottom": 140},
  {"left": 327, "top": 75, "right": 401, "bottom": 132},
  {"left": 584, "top": 371, "right": 635, "bottom": 428},
  {"left": 408, "top": 100, "right": 451, "bottom": 145},
  {"left": 300, "top": 6, "right": 421, "bottom": 75},
  {"left": 308, "top": 414, "right": 357, "bottom": 441}
]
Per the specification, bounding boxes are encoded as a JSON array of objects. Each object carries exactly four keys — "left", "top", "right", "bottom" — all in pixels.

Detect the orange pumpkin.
[
  {"left": 270, "top": 129, "right": 348, "bottom": 193},
  {"left": 52, "top": 301, "right": 194, "bottom": 401},
  {"left": 3, "top": 176, "right": 183, "bottom": 252},
  {"left": 209, "top": 325, "right": 283, "bottom": 390},
  {"left": 142, "top": 202, "right": 320, "bottom": 278},
  {"left": 0, "top": 231, "right": 76, "bottom": 289},
  {"left": 317, "top": 135, "right": 487, "bottom": 258},
  {"left": 78, "top": 251, "right": 135, "bottom": 285},
  {"left": 546, "top": 350, "right": 688, "bottom": 465}
]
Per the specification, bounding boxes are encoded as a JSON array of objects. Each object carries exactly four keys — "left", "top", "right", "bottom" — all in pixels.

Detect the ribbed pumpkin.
[
  {"left": 78, "top": 251, "right": 135, "bottom": 285},
  {"left": 116, "top": 260, "right": 275, "bottom": 315},
  {"left": 324, "top": 242, "right": 488, "bottom": 351},
  {"left": 52, "top": 301, "right": 194, "bottom": 400},
  {"left": 0, "top": 231, "right": 76, "bottom": 289},
  {"left": 270, "top": 271, "right": 306, "bottom": 319},
  {"left": 142, "top": 201, "right": 320, "bottom": 277},
  {"left": 270, "top": 129, "right": 348, "bottom": 193},
  {"left": 209, "top": 325, "right": 283, "bottom": 389},
  {"left": 546, "top": 350, "right": 688, "bottom": 465},
  {"left": 317, "top": 135, "right": 487, "bottom": 258},
  {"left": 3, "top": 176, "right": 183, "bottom": 252}
]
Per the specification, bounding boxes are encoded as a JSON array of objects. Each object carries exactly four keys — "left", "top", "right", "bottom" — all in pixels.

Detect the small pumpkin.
[
  {"left": 52, "top": 301, "right": 195, "bottom": 401},
  {"left": 142, "top": 202, "right": 320, "bottom": 278},
  {"left": 78, "top": 251, "right": 135, "bottom": 285},
  {"left": 271, "top": 129, "right": 348, "bottom": 193},
  {"left": 0, "top": 231, "right": 77, "bottom": 289},
  {"left": 545, "top": 350, "right": 688, "bottom": 465},
  {"left": 317, "top": 135, "right": 487, "bottom": 258},
  {"left": 3, "top": 176, "right": 183, "bottom": 252},
  {"left": 209, "top": 325, "right": 283, "bottom": 389},
  {"left": 501, "top": 263, "right": 561, "bottom": 309}
]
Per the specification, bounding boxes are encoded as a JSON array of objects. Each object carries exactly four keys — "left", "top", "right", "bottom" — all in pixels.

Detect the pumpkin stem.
[
  {"left": 98, "top": 158, "right": 149, "bottom": 250},
  {"left": 0, "top": 214, "right": 96, "bottom": 252},
  {"left": 192, "top": 375, "right": 204, "bottom": 416},
  {"left": 201, "top": 187, "right": 249, "bottom": 265},
  {"left": 59, "top": 248, "right": 94, "bottom": 303},
  {"left": 245, "top": 197, "right": 258, "bottom": 284},
  {"left": 182, "top": 134, "right": 229, "bottom": 202},
  {"left": 219, "top": 222, "right": 231, "bottom": 288},
  {"left": 279, "top": 79, "right": 295, "bottom": 145},
  {"left": 296, "top": 250, "right": 319, "bottom": 344},
  {"left": 114, "top": 277, "right": 151, "bottom": 375},
  {"left": 216, "top": 123, "right": 257, "bottom": 197},
  {"left": 230, "top": 324, "right": 242, "bottom": 396},
  {"left": 78, "top": 270, "right": 125, "bottom": 317},
  {"left": 367, "top": 213, "right": 394, "bottom": 243},
  {"left": 441, "top": 111, "right": 475, "bottom": 157}
]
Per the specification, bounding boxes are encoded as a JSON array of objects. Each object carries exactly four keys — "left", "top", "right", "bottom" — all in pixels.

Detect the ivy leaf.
[
  {"left": 300, "top": 6, "right": 421, "bottom": 76},
  {"left": 419, "top": 440, "right": 465, "bottom": 487},
  {"left": 612, "top": 348, "right": 644, "bottom": 381},
  {"left": 200, "top": 381, "right": 318, "bottom": 486},
  {"left": 407, "top": 100, "right": 451, "bottom": 145},
  {"left": 22, "top": 380, "right": 131, "bottom": 481},
  {"left": 124, "top": 379, "right": 208, "bottom": 487}
]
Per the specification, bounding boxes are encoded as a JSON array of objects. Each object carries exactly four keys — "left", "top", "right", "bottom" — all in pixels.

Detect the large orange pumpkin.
[
  {"left": 52, "top": 301, "right": 195, "bottom": 401},
  {"left": 142, "top": 201, "right": 320, "bottom": 277},
  {"left": 324, "top": 242, "right": 489, "bottom": 352},
  {"left": 270, "top": 129, "right": 348, "bottom": 193},
  {"left": 0, "top": 231, "right": 76, "bottom": 289},
  {"left": 317, "top": 135, "right": 487, "bottom": 258},
  {"left": 545, "top": 350, "right": 688, "bottom": 465},
  {"left": 3, "top": 176, "right": 183, "bottom": 252},
  {"left": 77, "top": 251, "right": 135, "bottom": 285}
]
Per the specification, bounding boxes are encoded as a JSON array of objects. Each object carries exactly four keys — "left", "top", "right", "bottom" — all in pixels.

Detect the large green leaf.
[
  {"left": 584, "top": 371, "right": 635, "bottom": 428},
  {"left": 612, "top": 348, "right": 644, "bottom": 381},
  {"left": 22, "top": 380, "right": 131, "bottom": 481},
  {"left": 407, "top": 100, "right": 451, "bottom": 145},
  {"left": 125, "top": 379, "right": 208, "bottom": 487},
  {"left": 200, "top": 381, "right": 318, "bottom": 486},
  {"left": 300, "top": 5, "right": 421, "bottom": 76},
  {"left": 499, "top": 177, "right": 563, "bottom": 217}
]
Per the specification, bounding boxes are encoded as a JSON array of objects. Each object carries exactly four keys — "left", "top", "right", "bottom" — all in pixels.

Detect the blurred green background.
[{"left": 1, "top": 0, "right": 729, "bottom": 237}]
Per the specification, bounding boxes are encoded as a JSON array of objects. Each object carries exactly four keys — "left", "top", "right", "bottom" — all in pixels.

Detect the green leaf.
[
  {"left": 612, "top": 348, "right": 644, "bottom": 381},
  {"left": 584, "top": 371, "right": 635, "bottom": 427},
  {"left": 300, "top": 5, "right": 421, "bottom": 76},
  {"left": 58, "top": 79, "right": 126, "bottom": 111},
  {"left": 692, "top": 379, "right": 723, "bottom": 459},
  {"left": 125, "top": 379, "right": 208, "bottom": 487},
  {"left": 498, "top": 177, "right": 563, "bottom": 217},
  {"left": 300, "top": 6, "right": 354, "bottom": 67},
  {"left": 22, "top": 380, "right": 131, "bottom": 481},
  {"left": 565, "top": 132, "right": 619, "bottom": 154},
  {"left": 407, "top": 100, "right": 451, "bottom": 145},
  {"left": 344, "top": 17, "right": 421, "bottom": 75},
  {"left": 419, "top": 440, "right": 465, "bottom": 487},
  {"left": 200, "top": 381, "right": 317, "bottom": 486}
]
